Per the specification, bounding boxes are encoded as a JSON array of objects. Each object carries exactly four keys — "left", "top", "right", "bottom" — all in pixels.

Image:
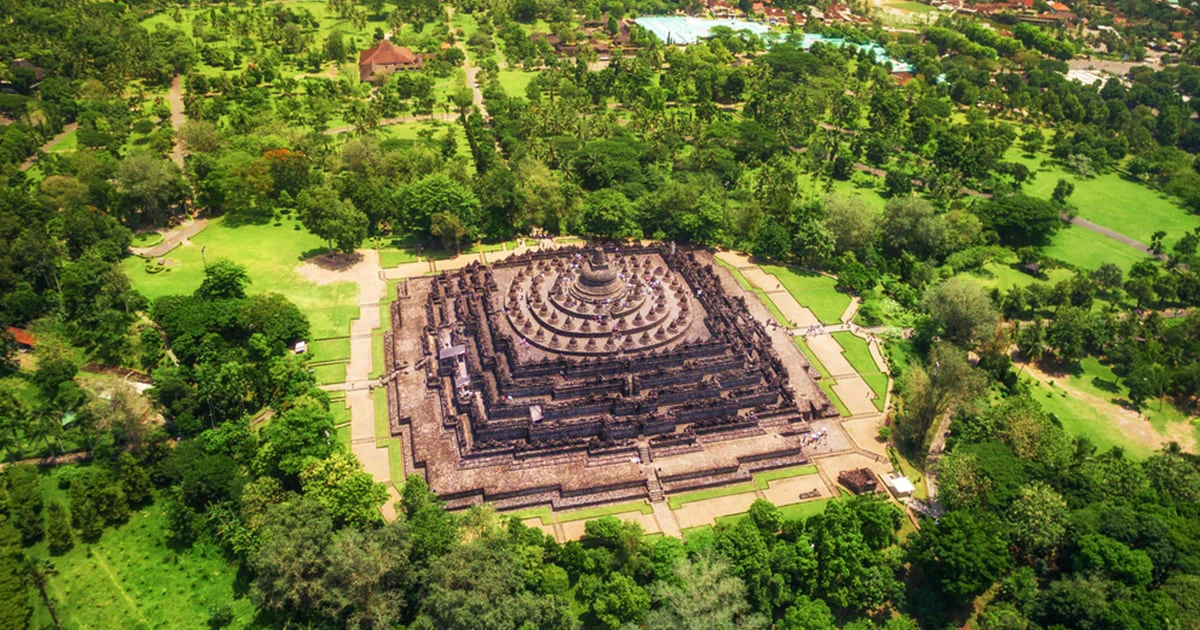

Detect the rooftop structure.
[
  {"left": 384, "top": 244, "right": 836, "bottom": 511},
  {"left": 358, "top": 39, "right": 427, "bottom": 82}
]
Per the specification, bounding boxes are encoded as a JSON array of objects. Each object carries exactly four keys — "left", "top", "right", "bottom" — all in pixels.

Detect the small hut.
[{"left": 838, "top": 468, "right": 879, "bottom": 494}]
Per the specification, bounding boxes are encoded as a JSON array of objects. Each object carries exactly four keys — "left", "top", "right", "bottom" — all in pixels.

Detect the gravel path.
[
  {"left": 128, "top": 218, "right": 209, "bottom": 258},
  {"left": 18, "top": 123, "right": 78, "bottom": 171}
]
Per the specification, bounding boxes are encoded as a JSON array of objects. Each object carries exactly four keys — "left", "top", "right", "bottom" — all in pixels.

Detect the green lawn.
[
  {"left": 513, "top": 500, "right": 655, "bottom": 526},
  {"left": 952, "top": 259, "right": 1075, "bottom": 292},
  {"left": 48, "top": 129, "right": 78, "bottom": 153},
  {"left": 886, "top": 0, "right": 937, "bottom": 12},
  {"left": 496, "top": 70, "right": 537, "bottom": 98},
  {"left": 831, "top": 332, "right": 888, "bottom": 411},
  {"left": 130, "top": 231, "right": 164, "bottom": 248},
  {"left": 120, "top": 217, "right": 359, "bottom": 339},
  {"left": 28, "top": 468, "right": 255, "bottom": 629},
  {"left": 1007, "top": 148, "right": 1200, "bottom": 252},
  {"left": 760, "top": 265, "right": 850, "bottom": 324},
  {"left": 306, "top": 336, "right": 351, "bottom": 363},
  {"left": 793, "top": 338, "right": 852, "bottom": 417},
  {"left": 1025, "top": 376, "right": 1151, "bottom": 459},
  {"left": 311, "top": 361, "right": 347, "bottom": 385},
  {"left": 666, "top": 464, "right": 819, "bottom": 510},
  {"left": 1042, "top": 223, "right": 1150, "bottom": 271}
]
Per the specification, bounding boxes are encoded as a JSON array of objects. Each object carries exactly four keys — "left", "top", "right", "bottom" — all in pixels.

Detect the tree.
[
  {"left": 1006, "top": 481, "right": 1067, "bottom": 563},
  {"left": 195, "top": 260, "right": 249, "bottom": 300},
  {"left": 397, "top": 174, "right": 482, "bottom": 242},
  {"left": 116, "top": 452, "right": 154, "bottom": 507},
  {"left": 46, "top": 501, "right": 74, "bottom": 555},
  {"left": 255, "top": 395, "right": 337, "bottom": 480},
  {"left": 909, "top": 510, "right": 1010, "bottom": 604},
  {"left": 921, "top": 277, "right": 1000, "bottom": 348},
  {"left": 0, "top": 520, "right": 31, "bottom": 630},
  {"left": 250, "top": 497, "right": 335, "bottom": 622},
  {"left": 823, "top": 195, "right": 878, "bottom": 257},
  {"left": 321, "top": 521, "right": 416, "bottom": 628},
  {"left": 645, "top": 551, "right": 769, "bottom": 630},
  {"left": 778, "top": 595, "right": 836, "bottom": 630},
  {"left": 2, "top": 464, "right": 43, "bottom": 545},
  {"left": 112, "top": 153, "right": 189, "bottom": 225},
  {"left": 897, "top": 343, "right": 987, "bottom": 448},
  {"left": 880, "top": 197, "right": 953, "bottom": 260},
  {"left": 577, "top": 189, "right": 641, "bottom": 240},
  {"left": 299, "top": 451, "right": 387, "bottom": 529},
  {"left": 752, "top": 223, "right": 791, "bottom": 262},
  {"left": 578, "top": 572, "right": 650, "bottom": 629},
  {"left": 298, "top": 186, "right": 369, "bottom": 254},
  {"left": 1051, "top": 178, "right": 1074, "bottom": 205},
  {"left": 975, "top": 194, "right": 1063, "bottom": 246}
]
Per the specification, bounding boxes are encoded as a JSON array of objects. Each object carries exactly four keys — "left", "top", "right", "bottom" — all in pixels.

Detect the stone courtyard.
[{"left": 382, "top": 244, "right": 838, "bottom": 511}]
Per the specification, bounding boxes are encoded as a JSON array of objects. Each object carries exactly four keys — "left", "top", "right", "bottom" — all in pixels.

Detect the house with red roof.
[
  {"left": 6, "top": 326, "right": 35, "bottom": 350},
  {"left": 1048, "top": 1, "right": 1071, "bottom": 13},
  {"left": 358, "top": 39, "right": 427, "bottom": 83}
]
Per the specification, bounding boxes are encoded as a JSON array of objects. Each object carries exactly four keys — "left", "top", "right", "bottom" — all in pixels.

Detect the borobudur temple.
[{"left": 383, "top": 244, "right": 836, "bottom": 511}]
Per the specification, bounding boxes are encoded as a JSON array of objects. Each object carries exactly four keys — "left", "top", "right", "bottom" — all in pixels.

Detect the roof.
[
  {"left": 359, "top": 39, "right": 417, "bottom": 66},
  {"left": 1048, "top": 1, "right": 1070, "bottom": 11},
  {"left": 6, "top": 326, "right": 34, "bottom": 347},
  {"left": 886, "top": 475, "right": 916, "bottom": 494}
]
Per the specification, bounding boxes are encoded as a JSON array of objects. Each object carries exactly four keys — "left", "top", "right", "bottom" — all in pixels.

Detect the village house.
[{"left": 358, "top": 39, "right": 428, "bottom": 83}]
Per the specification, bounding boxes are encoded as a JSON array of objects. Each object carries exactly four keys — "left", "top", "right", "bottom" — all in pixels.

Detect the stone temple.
[{"left": 383, "top": 244, "right": 836, "bottom": 510}]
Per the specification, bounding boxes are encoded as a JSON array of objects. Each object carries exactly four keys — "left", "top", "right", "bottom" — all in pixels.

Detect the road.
[{"left": 129, "top": 218, "right": 209, "bottom": 258}]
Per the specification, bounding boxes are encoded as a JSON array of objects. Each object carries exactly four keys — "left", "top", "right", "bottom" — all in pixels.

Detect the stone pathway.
[{"left": 128, "top": 218, "right": 209, "bottom": 257}]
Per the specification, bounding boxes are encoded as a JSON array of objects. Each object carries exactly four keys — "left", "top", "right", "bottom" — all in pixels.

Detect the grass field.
[
  {"left": 512, "top": 500, "right": 655, "bottom": 527},
  {"left": 1042, "top": 223, "right": 1149, "bottom": 271},
  {"left": 48, "top": 129, "right": 78, "bottom": 152},
  {"left": 121, "top": 217, "right": 359, "bottom": 339},
  {"left": 759, "top": 265, "right": 850, "bottom": 324},
  {"left": 1006, "top": 148, "right": 1200, "bottom": 252},
  {"left": 496, "top": 70, "right": 537, "bottom": 98},
  {"left": 952, "top": 258, "right": 1075, "bottom": 292},
  {"left": 832, "top": 332, "right": 888, "bottom": 411},
  {"left": 28, "top": 468, "right": 255, "bottom": 629},
  {"left": 311, "top": 361, "right": 347, "bottom": 385},
  {"left": 1025, "top": 376, "right": 1151, "bottom": 458},
  {"left": 306, "top": 336, "right": 351, "bottom": 363}
]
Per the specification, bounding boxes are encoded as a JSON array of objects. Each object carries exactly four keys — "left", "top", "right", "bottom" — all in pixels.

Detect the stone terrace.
[{"left": 384, "top": 244, "right": 837, "bottom": 511}]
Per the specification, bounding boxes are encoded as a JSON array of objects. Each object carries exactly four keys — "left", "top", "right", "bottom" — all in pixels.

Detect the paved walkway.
[
  {"left": 168, "top": 75, "right": 186, "bottom": 169},
  {"left": 128, "top": 218, "right": 209, "bottom": 257}
]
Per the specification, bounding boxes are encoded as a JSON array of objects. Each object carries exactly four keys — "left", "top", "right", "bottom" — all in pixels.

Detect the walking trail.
[
  {"left": 168, "top": 74, "right": 186, "bottom": 169},
  {"left": 129, "top": 218, "right": 209, "bottom": 258},
  {"left": 18, "top": 123, "right": 78, "bottom": 171},
  {"left": 298, "top": 250, "right": 398, "bottom": 518}
]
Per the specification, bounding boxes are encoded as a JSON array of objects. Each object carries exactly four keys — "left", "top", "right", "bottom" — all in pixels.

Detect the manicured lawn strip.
[
  {"left": 713, "top": 258, "right": 790, "bottom": 326},
  {"left": 384, "top": 439, "right": 404, "bottom": 482},
  {"left": 336, "top": 424, "right": 351, "bottom": 447},
  {"left": 831, "top": 332, "right": 889, "bottom": 410},
  {"left": 667, "top": 466, "right": 820, "bottom": 510},
  {"left": 307, "top": 336, "right": 351, "bottom": 363},
  {"left": 330, "top": 398, "right": 350, "bottom": 426},
  {"left": 370, "top": 329, "right": 385, "bottom": 379},
  {"left": 27, "top": 468, "right": 255, "bottom": 629},
  {"left": 508, "top": 506, "right": 555, "bottom": 524},
  {"left": 793, "top": 338, "right": 852, "bottom": 417},
  {"left": 555, "top": 500, "right": 654, "bottom": 523},
  {"left": 373, "top": 387, "right": 390, "bottom": 441},
  {"left": 120, "top": 217, "right": 359, "bottom": 338},
  {"left": 864, "top": 373, "right": 889, "bottom": 412},
  {"left": 312, "top": 361, "right": 347, "bottom": 385},
  {"left": 667, "top": 482, "right": 757, "bottom": 510},
  {"left": 752, "top": 464, "right": 819, "bottom": 489},
  {"left": 760, "top": 265, "right": 850, "bottom": 324}
]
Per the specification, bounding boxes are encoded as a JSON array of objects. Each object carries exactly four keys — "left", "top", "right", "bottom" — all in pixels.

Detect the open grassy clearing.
[
  {"left": 1042, "top": 223, "right": 1149, "bottom": 271},
  {"left": 121, "top": 217, "right": 359, "bottom": 339},
  {"left": 760, "top": 265, "right": 849, "bottom": 324},
  {"left": 1005, "top": 148, "right": 1200, "bottom": 251},
  {"left": 951, "top": 258, "right": 1075, "bottom": 292},
  {"left": 306, "top": 336, "right": 351, "bottom": 363},
  {"left": 27, "top": 468, "right": 255, "bottom": 629},
  {"left": 1024, "top": 375, "right": 1152, "bottom": 458},
  {"left": 496, "top": 69, "right": 538, "bottom": 97}
]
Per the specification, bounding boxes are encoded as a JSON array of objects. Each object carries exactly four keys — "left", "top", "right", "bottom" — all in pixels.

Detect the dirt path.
[
  {"left": 92, "top": 552, "right": 150, "bottom": 626},
  {"left": 0, "top": 450, "right": 91, "bottom": 470},
  {"left": 18, "top": 123, "right": 78, "bottom": 171},
  {"left": 1018, "top": 358, "right": 1196, "bottom": 453},
  {"left": 168, "top": 75, "right": 185, "bottom": 169},
  {"left": 1069, "top": 215, "right": 1153, "bottom": 254},
  {"left": 128, "top": 218, "right": 209, "bottom": 258}
]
